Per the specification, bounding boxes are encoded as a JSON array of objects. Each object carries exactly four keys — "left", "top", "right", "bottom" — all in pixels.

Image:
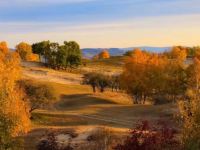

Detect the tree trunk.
[
  {"left": 100, "top": 87, "right": 104, "bottom": 93},
  {"left": 92, "top": 85, "right": 96, "bottom": 93}
]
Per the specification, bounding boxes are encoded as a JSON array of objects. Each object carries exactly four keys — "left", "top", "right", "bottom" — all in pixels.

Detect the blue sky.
[{"left": 0, "top": 0, "right": 200, "bottom": 48}]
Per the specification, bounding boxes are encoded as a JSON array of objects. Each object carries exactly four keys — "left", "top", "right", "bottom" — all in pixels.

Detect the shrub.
[
  {"left": 179, "top": 94, "right": 200, "bottom": 149},
  {"left": 37, "top": 133, "right": 59, "bottom": 150},
  {"left": 113, "top": 121, "right": 180, "bottom": 150},
  {"left": 19, "top": 80, "right": 57, "bottom": 113}
]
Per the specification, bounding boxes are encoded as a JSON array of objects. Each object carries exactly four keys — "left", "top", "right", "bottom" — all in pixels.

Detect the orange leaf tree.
[
  {"left": 0, "top": 47, "right": 30, "bottom": 148},
  {"left": 98, "top": 50, "right": 110, "bottom": 59},
  {"left": 121, "top": 48, "right": 186, "bottom": 104}
]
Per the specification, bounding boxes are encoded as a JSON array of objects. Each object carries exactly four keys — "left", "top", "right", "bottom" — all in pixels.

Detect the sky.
[{"left": 0, "top": 0, "right": 200, "bottom": 48}]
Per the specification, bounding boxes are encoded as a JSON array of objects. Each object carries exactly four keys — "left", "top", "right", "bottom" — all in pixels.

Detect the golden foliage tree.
[
  {"left": 121, "top": 49, "right": 186, "bottom": 104},
  {"left": 0, "top": 50, "right": 30, "bottom": 149},
  {"left": 0, "top": 41, "right": 9, "bottom": 54},
  {"left": 169, "top": 46, "right": 187, "bottom": 62},
  {"left": 179, "top": 58, "right": 200, "bottom": 149},
  {"left": 187, "top": 58, "right": 200, "bottom": 90},
  {"left": 26, "top": 53, "right": 39, "bottom": 62},
  {"left": 121, "top": 49, "right": 158, "bottom": 103},
  {"left": 98, "top": 50, "right": 110, "bottom": 59},
  {"left": 179, "top": 95, "right": 200, "bottom": 149},
  {"left": 16, "top": 42, "right": 32, "bottom": 61}
]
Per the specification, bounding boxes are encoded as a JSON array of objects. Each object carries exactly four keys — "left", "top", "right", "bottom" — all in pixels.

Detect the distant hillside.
[{"left": 82, "top": 47, "right": 170, "bottom": 58}]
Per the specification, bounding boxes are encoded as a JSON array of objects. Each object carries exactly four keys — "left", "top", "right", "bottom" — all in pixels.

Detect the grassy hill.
[
  {"left": 82, "top": 56, "right": 124, "bottom": 74},
  {"left": 21, "top": 62, "right": 178, "bottom": 149}
]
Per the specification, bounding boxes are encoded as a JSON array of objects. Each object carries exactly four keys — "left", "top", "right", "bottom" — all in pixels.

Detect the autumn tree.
[
  {"left": 179, "top": 87, "right": 200, "bottom": 149},
  {"left": 167, "top": 46, "right": 187, "bottom": 63},
  {"left": 164, "top": 60, "right": 187, "bottom": 101},
  {"left": 186, "top": 58, "right": 200, "bottom": 93},
  {"left": 179, "top": 58, "right": 200, "bottom": 149},
  {"left": 98, "top": 50, "right": 110, "bottom": 59},
  {"left": 0, "top": 50, "right": 30, "bottom": 149},
  {"left": 124, "top": 48, "right": 142, "bottom": 57},
  {"left": 0, "top": 41, "right": 9, "bottom": 54},
  {"left": 121, "top": 49, "right": 152, "bottom": 104},
  {"left": 186, "top": 46, "right": 200, "bottom": 58},
  {"left": 121, "top": 48, "right": 186, "bottom": 104},
  {"left": 16, "top": 42, "right": 32, "bottom": 60}
]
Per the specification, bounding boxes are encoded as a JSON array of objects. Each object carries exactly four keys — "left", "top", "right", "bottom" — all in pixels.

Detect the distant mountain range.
[
  {"left": 82, "top": 47, "right": 171, "bottom": 58},
  {"left": 11, "top": 46, "right": 171, "bottom": 58}
]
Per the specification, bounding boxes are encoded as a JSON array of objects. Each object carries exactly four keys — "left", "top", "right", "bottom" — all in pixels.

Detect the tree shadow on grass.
[{"left": 55, "top": 94, "right": 118, "bottom": 110}]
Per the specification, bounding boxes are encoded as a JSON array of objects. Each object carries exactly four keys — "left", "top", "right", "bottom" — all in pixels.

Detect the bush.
[
  {"left": 19, "top": 80, "right": 57, "bottom": 113},
  {"left": 37, "top": 132, "right": 74, "bottom": 150},
  {"left": 37, "top": 133, "right": 59, "bottom": 150},
  {"left": 113, "top": 121, "right": 180, "bottom": 150},
  {"left": 179, "top": 93, "right": 200, "bottom": 149}
]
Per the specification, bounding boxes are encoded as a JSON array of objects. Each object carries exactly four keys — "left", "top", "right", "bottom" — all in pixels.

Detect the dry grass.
[{"left": 20, "top": 61, "right": 178, "bottom": 150}]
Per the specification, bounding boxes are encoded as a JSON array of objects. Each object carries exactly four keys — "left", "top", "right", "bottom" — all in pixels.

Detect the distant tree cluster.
[
  {"left": 83, "top": 72, "right": 121, "bottom": 93},
  {"left": 32, "top": 41, "right": 82, "bottom": 69},
  {"left": 121, "top": 47, "right": 188, "bottom": 104},
  {"left": 125, "top": 46, "right": 200, "bottom": 59},
  {"left": 16, "top": 42, "right": 39, "bottom": 61},
  {"left": 85, "top": 46, "right": 200, "bottom": 104}
]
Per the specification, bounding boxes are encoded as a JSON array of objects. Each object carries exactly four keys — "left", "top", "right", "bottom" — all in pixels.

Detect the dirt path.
[{"left": 22, "top": 62, "right": 83, "bottom": 85}]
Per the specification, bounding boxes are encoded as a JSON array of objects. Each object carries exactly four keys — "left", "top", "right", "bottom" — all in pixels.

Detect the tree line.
[
  {"left": 83, "top": 73, "right": 121, "bottom": 93},
  {"left": 84, "top": 46, "right": 200, "bottom": 105},
  {"left": 0, "top": 42, "right": 57, "bottom": 149},
  {"left": 32, "top": 41, "right": 82, "bottom": 69},
  {"left": 7, "top": 40, "right": 82, "bottom": 70},
  {"left": 83, "top": 46, "right": 200, "bottom": 148}
]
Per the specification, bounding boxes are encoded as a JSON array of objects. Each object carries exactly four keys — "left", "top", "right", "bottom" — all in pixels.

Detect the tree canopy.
[
  {"left": 32, "top": 41, "right": 82, "bottom": 69},
  {"left": 0, "top": 47, "right": 30, "bottom": 149}
]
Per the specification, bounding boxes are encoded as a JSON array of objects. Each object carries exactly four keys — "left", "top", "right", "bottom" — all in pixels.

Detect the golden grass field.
[{"left": 21, "top": 60, "right": 179, "bottom": 149}]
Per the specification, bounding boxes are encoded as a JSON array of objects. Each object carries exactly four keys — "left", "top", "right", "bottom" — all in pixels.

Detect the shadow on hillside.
[
  {"left": 32, "top": 104, "right": 177, "bottom": 132},
  {"left": 55, "top": 94, "right": 118, "bottom": 110}
]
